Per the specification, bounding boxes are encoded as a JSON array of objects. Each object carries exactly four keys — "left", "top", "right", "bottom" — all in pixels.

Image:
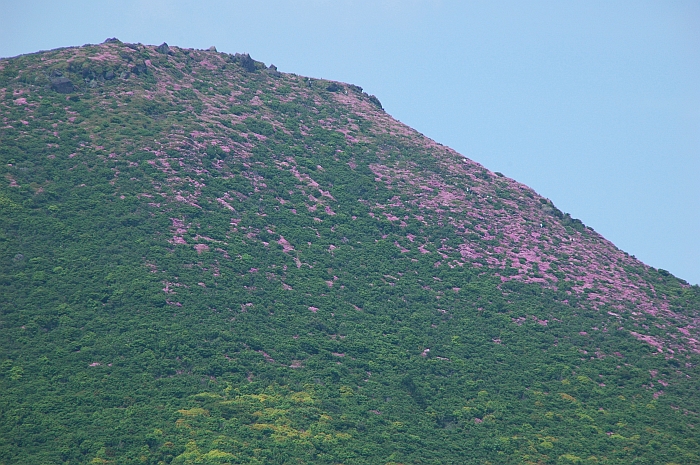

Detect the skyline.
[{"left": 1, "top": 0, "right": 698, "bottom": 283}]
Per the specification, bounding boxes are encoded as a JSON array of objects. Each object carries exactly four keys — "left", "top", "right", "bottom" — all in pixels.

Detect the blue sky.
[{"left": 1, "top": 0, "right": 698, "bottom": 284}]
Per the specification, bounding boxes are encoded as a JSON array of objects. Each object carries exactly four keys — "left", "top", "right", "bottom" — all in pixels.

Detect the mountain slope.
[{"left": 1, "top": 40, "right": 699, "bottom": 465}]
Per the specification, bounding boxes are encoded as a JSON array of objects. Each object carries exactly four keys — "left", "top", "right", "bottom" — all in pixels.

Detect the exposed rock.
[
  {"left": 82, "top": 67, "right": 95, "bottom": 80},
  {"left": 156, "top": 42, "right": 170, "bottom": 54},
  {"left": 103, "top": 38, "right": 121, "bottom": 44},
  {"left": 131, "top": 61, "right": 148, "bottom": 75},
  {"left": 267, "top": 64, "right": 281, "bottom": 77},
  {"left": 236, "top": 53, "right": 257, "bottom": 72},
  {"left": 50, "top": 77, "right": 74, "bottom": 93},
  {"left": 208, "top": 46, "right": 217, "bottom": 52},
  {"left": 104, "top": 70, "right": 115, "bottom": 80},
  {"left": 326, "top": 82, "right": 342, "bottom": 92}
]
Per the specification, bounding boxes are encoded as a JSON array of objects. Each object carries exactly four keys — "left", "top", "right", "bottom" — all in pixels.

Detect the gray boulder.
[
  {"left": 131, "top": 62, "right": 147, "bottom": 75},
  {"left": 267, "top": 64, "right": 281, "bottom": 77},
  {"left": 50, "top": 77, "right": 74, "bottom": 93},
  {"left": 156, "top": 43, "right": 170, "bottom": 54},
  {"left": 237, "top": 53, "right": 256, "bottom": 72}
]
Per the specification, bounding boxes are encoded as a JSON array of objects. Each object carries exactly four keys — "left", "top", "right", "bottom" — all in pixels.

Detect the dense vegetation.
[{"left": 1, "top": 40, "right": 699, "bottom": 464}]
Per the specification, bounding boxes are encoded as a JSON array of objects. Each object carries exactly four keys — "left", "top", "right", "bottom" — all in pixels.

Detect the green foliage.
[{"left": 0, "top": 41, "right": 698, "bottom": 465}]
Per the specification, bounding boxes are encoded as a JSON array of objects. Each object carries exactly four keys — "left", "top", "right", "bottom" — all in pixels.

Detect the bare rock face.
[
  {"left": 130, "top": 61, "right": 147, "bottom": 75},
  {"left": 49, "top": 76, "right": 74, "bottom": 93},
  {"left": 233, "top": 52, "right": 257, "bottom": 72},
  {"left": 156, "top": 42, "right": 170, "bottom": 54}
]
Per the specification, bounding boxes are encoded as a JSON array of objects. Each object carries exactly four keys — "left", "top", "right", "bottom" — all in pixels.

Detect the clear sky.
[{"left": 1, "top": 0, "right": 698, "bottom": 284}]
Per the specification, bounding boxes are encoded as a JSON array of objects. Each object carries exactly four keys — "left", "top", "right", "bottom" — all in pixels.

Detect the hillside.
[{"left": 1, "top": 39, "right": 699, "bottom": 465}]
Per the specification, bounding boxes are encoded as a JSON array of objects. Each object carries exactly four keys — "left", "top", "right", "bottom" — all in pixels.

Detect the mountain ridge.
[{"left": 1, "top": 39, "right": 699, "bottom": 464}]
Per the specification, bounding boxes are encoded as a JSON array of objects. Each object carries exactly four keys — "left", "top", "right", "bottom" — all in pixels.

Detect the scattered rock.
[
  {"left": 231, "top": 53, "right": 257, "bottom": 72},
  {"left": 131, "top": 62, "right": 147, "bottom": 75},
  {"left": 50, "top": 77, "right": 74, "bottom": 93},
  {"left": 81, "top": 68, "right": 95, "bottom": 80},
  {"left": 267, "top": 64, "right": 281, "bottom": 77}
]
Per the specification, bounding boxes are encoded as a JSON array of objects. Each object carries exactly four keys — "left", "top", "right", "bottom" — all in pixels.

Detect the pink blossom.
[
  {"left": 89, "top": 362, "right": 101, "bottom": 367},
  {"left": 394, "top": 241, "right": 410, "bottom": 253},
  {"left": 309, "top": 306, "right": 319, "bottom": 313},
  {"left": 194, "top": 244, "right": 209, "bottom": 254},
  {"left": 629, "top": 331, "right": 664, "bottom": 352}
]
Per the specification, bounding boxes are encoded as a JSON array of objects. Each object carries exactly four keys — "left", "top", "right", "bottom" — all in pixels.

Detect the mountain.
[{"left": 1, "top": 39, "right": 699, "bottom": 465}]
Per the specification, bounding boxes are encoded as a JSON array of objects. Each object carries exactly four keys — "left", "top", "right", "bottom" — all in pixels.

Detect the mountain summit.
[{"left": 1, "top": 40, "right": 699, "bottom": 464}]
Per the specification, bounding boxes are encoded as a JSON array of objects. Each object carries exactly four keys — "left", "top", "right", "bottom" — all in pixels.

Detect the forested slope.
[{"left": 1, "top": 39, "right": 699, "bottom": 464}]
